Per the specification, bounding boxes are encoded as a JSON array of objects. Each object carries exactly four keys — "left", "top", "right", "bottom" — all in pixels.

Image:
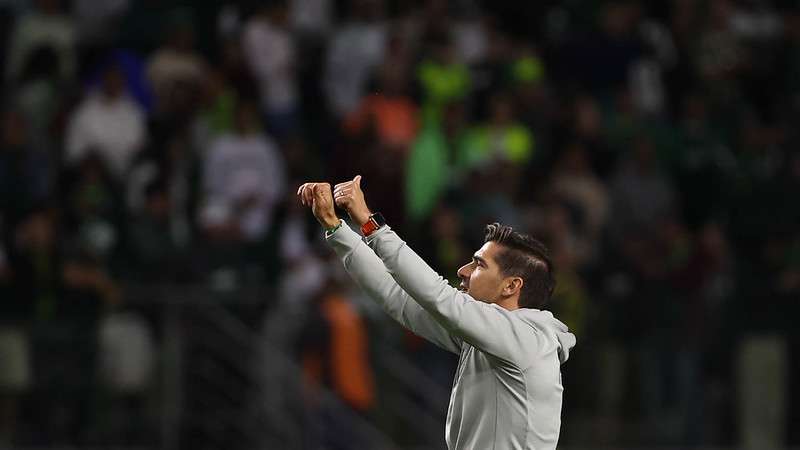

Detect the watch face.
[{"left": 372, "top": 213, "right": 386, "bottom": 227}]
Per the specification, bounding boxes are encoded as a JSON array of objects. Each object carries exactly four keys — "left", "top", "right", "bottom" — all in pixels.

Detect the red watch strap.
[{"left": 361, "top": 217, "right": 379, "bottom": 236}]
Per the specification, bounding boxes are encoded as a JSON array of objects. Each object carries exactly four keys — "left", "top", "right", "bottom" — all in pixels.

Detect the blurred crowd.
[{"left": 0, "top": 0, "right": 799, "bottom": 448}]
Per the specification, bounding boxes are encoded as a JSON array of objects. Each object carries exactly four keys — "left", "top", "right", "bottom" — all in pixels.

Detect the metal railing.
[
  {"left": 119, "top": 285, "right": 392, "bottom": 449},
  {"left": 7, "top": 283, "right": 793, "bottom": 450}
]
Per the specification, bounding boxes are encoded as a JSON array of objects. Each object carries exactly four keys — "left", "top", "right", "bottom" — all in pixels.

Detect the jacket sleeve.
[
  {"left": 326, "top": 223, "right": 462, "bottom": 354},
  {"left": 366, "top": 226, "right": 537, "bottom": 367}
]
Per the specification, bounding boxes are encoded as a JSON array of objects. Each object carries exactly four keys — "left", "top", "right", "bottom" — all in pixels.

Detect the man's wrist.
[
  {"left": 324, "top": 219, "right": 343, "bottom": 235},
  {"left": 320, "top": 216, "right": 341, "bottom": 230},
  {"left": 350, "top": 208, "right": 372, "bottom": 226}
]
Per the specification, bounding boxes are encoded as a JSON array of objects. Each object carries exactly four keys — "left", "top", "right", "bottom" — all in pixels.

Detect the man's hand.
[
  {"left": 333, "top": 175, "right": 371, "bottom": 226},
  {"left": 297, "top": 182, "right": 340, "bottom": 229}
]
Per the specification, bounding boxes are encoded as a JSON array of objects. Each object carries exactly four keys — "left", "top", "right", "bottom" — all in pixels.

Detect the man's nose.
[{"left": 457, "top": 263, "right": 471, "bottom": 279}]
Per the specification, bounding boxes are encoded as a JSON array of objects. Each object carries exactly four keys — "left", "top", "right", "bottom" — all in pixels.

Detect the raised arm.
[
  {"left": 326, "top": 223, "right": 462, "bottom": 353},
  {"left": 332, "top": 177, "right": 536, "bottom": 367},
  {"left": 298, "top": 182, "right": 461, "bottom": 353},
  {"left": 367, "top": 226, "right": 535, "bottom": 366}
]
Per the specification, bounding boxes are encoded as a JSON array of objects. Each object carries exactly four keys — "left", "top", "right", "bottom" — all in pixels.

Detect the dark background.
[{"left": 0, "top": 0, "right": 798, "bottom": 449}]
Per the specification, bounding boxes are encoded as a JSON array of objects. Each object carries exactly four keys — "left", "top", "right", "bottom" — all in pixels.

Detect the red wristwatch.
[{"left": 360, "top": 212, "right": 386, "bottom": 236}]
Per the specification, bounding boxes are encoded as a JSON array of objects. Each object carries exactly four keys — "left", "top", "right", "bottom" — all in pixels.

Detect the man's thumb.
[{"left": 354, "top": 175, "right": 362, "bottom": 188}]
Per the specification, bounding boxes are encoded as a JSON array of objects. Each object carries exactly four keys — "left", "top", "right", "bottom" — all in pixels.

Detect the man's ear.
[{"left": 503, "top": 277, "right": 523, "bottom": 297}]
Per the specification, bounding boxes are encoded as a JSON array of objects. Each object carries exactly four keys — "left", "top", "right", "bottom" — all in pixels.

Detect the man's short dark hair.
[{"left": 484, "top": 223, "right": 555, "bottom": 309}]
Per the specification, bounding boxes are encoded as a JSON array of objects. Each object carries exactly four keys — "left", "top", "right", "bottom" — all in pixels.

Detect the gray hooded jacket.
[{"left": 326, "top": 224, "right": 576, "bottom": 450}]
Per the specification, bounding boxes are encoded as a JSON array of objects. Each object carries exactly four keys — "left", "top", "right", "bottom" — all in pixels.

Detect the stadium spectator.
[
  {"left": 8, "top": 206, "right": 120, "bottom": 443},
  {"left": 344, "top": 59, "right": 419, "bottom": 151},
  {"left": 199, "top": 100, "right": 286, "bottom": 243},
  {"left": 457, "top": 92, "right": 534, "bottom": 171},
  {"left": 549, "top": 141, "right": 609, "bottom": 262},
  {"left": 242, "top": 0, "right": 299, "bottom": 138},
  {"left": 65, "top": 64, "right": 146, "bottom": 180},
  {"left": 125, "top": 179, "right": 180, "bottom": 281},
  {"left": 146, "top": 14, "right": 206, "bottom": 116},
  {"left": 608, "top": 135, "right": 677, "bottom": 241},
  {"left": 5, "top": 0, "right": 76, "bottom": 84},
  {"left": 324, "top": 0, "right": 387, "bottom": 118},
  {"left": 0, "top": 109, "right": 52, "bottom": 225}
]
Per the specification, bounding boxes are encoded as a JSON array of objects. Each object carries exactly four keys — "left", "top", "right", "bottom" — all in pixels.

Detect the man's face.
[{"left": 457, "top": 241, "right": 507, "bottom": 303}]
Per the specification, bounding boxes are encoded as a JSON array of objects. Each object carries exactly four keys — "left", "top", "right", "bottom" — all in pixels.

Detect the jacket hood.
[{"left": 518, "top": 309, "right": 576, "bottom": 364}]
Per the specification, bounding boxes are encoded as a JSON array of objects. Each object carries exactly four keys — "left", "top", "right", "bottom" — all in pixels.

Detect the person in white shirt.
[
  {"left": 5, "top": 0, "right": 76, "bottom": 83},
  {"left": 65, "top": 64, "right": 145, "bottom": 180},
  {"left": 146, "top": 24, "right": 207, "bottom": 114},
  {"left": 242, "top": 2, "right": 298, "bottom": 131},
  {"left": 323, "top": 0, "right": 387, "bottom": 118},
  {"left": 200, "top": 101, "right": 286, "bottom": 242},
  {"left": 297, "top": 177, "right": 576, "bottom": 450}
]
